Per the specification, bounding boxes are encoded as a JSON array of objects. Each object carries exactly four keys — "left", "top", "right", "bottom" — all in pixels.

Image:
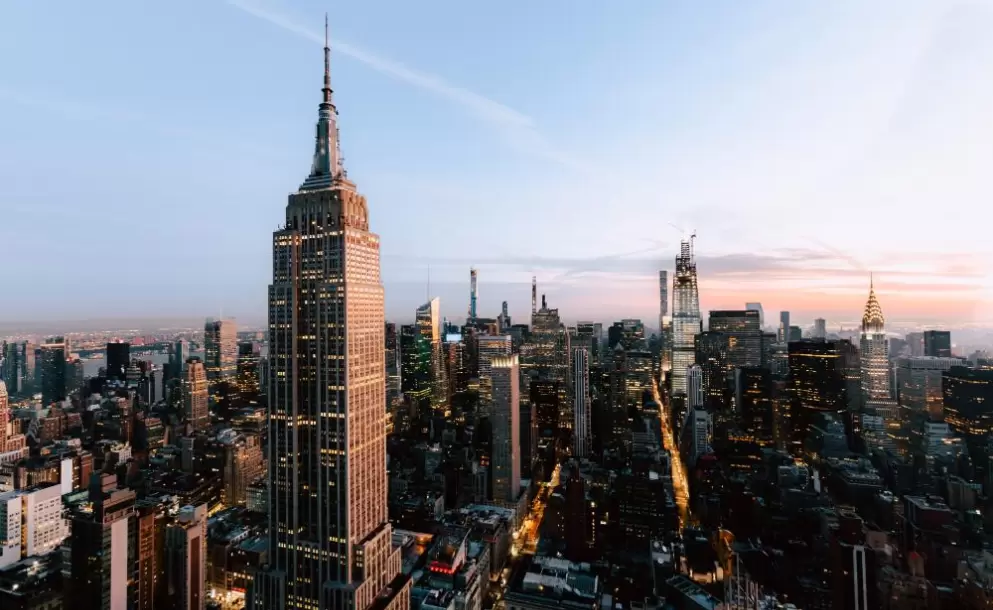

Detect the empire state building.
[{"left": 250, "top": 19, "right": 411, "bottom": 610}]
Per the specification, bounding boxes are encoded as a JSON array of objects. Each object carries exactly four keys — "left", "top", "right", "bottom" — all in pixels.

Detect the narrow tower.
[
  {"left": 531, "top": 276, "right": 537, "bottom": 317},
  {"left": 671, "top": 238, "right": 701, "bottom": 396},
  {"left": 250, "top": 16, "right": 410, "bottom": 610},
  {"left": 469, "top": 267, "right": 478, "bottom": 320}
]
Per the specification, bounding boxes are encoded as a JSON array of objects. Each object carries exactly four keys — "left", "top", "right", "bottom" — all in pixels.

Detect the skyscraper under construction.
[
  {"left": 249, "top": 18, "right": 410, "bottom": 610},
  {"left": 670, "top": 238, "right": 701, "bottom": 397}
]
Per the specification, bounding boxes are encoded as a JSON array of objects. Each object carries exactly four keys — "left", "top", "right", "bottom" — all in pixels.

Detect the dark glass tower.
[
  {"left": 106, "top": 340, "right": 131, "bottom": 382},
  {"left": 249, "top": 19, "right": 409, "bottom": 610}
]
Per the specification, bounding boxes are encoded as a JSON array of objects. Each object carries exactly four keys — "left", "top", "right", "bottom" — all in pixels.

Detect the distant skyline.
[{"left": 2, "top": 1, "right": 990, "bottom": 326}]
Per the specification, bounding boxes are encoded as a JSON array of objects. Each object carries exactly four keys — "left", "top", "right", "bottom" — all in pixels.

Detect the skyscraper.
[
  {"left": 39, "top": 336, "right": 68, "bottom": 405},
  {"left": 417, "top": 297, "right": 447, "bottom": 411},
  {"left": 860, "top": 279, "right": 890, "bottom": 402},
  {"left": 106, "top": 340, "right": 130, "bottom": 382},
  {"left": 251, "top": 22, "right": 409, "bottom": 610},
  {"left": 184, "top": 358, "right": 209, "bottom": 432},
  {"left": 745, "top": 302, "right": 764, "bottom": 328},
  {"left": 923, "top": 330, "right": 952, "bottom": 357},
  {"left": 572, "top": 346, "right": 591, "bottom": 458},
  {"left": 659, "top": 271, "right": 672, "bottom": 375},
  {"left": 788, "top": 339, "right": 849, "bottom": 446},
  {"left": 0, "top": 381, "right": 7, "bottom": 452},
  {"left": 813, "top": 318, "right": 827, "bottom": 339},
  {"left": 468, "top": 267, "right": 478, "bottom": 320},
  {"left": 671, "top": 238, "right": 700, "bottom": 396},
  {"left": 490, "top": 354, "right": 521, "bottom": 503},
  {"left": 204, "top": 318, "right": 237, "bottom": 384},
  {"left": 236, "top": 341, "right": 262, "bottom": 406},
  {"left": 778, "top": 312, "right": 790, "bottom": 344},
  {"left": 708, "top": 310, "right": 762, "bottom": 368}
]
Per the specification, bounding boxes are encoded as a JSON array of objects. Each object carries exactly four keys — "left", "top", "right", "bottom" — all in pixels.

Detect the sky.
[{"left": 2, "top": 0, "right": 991, "bottom": 330}]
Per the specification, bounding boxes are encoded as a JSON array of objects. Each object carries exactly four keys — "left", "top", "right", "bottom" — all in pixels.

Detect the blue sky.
[{"left": 2, "top": 0, "right": 990, "bottom": 328}]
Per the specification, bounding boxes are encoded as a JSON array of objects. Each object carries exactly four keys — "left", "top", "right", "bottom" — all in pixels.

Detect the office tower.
[
  {"left": 169, "top": 340, "right": 188, "bottom": 379},
  {"left": 608, "top": 319, "right": 646, "bottom": 351},
  {"left": 164, "top": 504, "right": 207, "bottom": 610},
  {"left": 400, "top": 324, "right": 432, "bottom": 410},
  {"left": 687, "top": 364, "right": 705, "bottom": 409},
  {"left": 695, "top": 331, "right": 729, "bottom": 410},
  {"left": 183, "top": 358, "right": 209, "bottom": 432},
  {"left": 477, "top": 335, "right": 512, "bottom": 408},
  {"left": 416, "top": 297, "right": 448, "bottom": 411},
  {"left": 896, "top": 356, "right": 962, "bottom": 455},
  {"left": 64, "top": 474, "right": 137, "bottom": 610},
  {"left": 860, "top": 280, "right": 890, "bottom": 401},
  {"left": 624, "top": 350, "right": 654, "bottom": 405},
  {"left": 573, "top": 322, "right": 598, "bottom": 366},
  {"left": 659, "top": 270, "right": 668, "bottom": 331},
  {"left": 468, "top": 267, "right": 478, "bottom": 320},
  {"left": 0, "top": 381, "right": 7, "bottom": 452},
  {"left": 572, "top": 347, "right": 591, "bottom": 458},
  {"left": 788, "top": 339, "right": 849, "bottom": 446},
  {"left": 734, "top": 367, "right": 775, "bottom": 446},
  {"left": 490, "top": 355, "right": 521, "bottom": 503},
  {"left": 778, "top": 312, "right": 790, "bottom": 343},
  {"left": 39, "top": 336, "right": 67, "bottom": 405},
  {"left": 680, "top": 408, "right": 712, "bottom": 464},
  {"left": 217, "top": 429, "right": 265, "bottom": 507},
  {"left": 106, "top": 340, "right": 130, "bottom": 382},
  {"left": 708, "top": 310, "right": 762, "bottom": 368},
  {"left": 1, "top": 342, "right": 26, "bottom": 395},
  {"left": 531, "top": 276, "right": 537, "bottom": 315},
  {"left": 813, "top": 318, "right": 827, "bottom": 339},
  {"left": 251, "top": 26, "right": 409, "bottom": 610},
  {"left": 497, "top": 300, "right": 511, "bottom": 332},
  {"left": 924, "top": 330, "right": 952, "bottom": 357},
  {"left": 524, "top": 294, "right": 571, "bottom": 431},
  {"left": 943, "top": 366, "right": 993, "bottom": 451},
  {"left": 236, "top": 341, "right": 261, "bottom": 405},
  {"left": 66, "top": 358, "right": 84, "bottom": 395},
  {"left": 384, "top": 323, "right": 401, "bottom": 410},
  {"left": 905, "top": 332, "right": 925, "bottom": 357},
  {"left": 204, "top": 319, "right": 237, "bottom": 384},
  {"left": 671, "top": 238, "right": 700, "bottom": 396},
  {"left": 0, "top": 482, "right": 69, "bottom": 569},
  {"left": 745, "top": 302, "right": 764, "bottom": 328},
  {"left": 659, "top": 272, "right": 673, "bottom": 375}
]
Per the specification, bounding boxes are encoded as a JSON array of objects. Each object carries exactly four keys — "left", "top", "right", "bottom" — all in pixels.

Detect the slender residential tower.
[
  {"left": 671, "top": 238, "right": 701, "bottom": 396},
  {"left": 250, "top": 17, "right": 410, "bottom": 610},
  {"left": 659, "top": 270, "right": 672, "bottom": 374},
  {"left": 469, "top": 267, "right": 478, "bottom": 320}
]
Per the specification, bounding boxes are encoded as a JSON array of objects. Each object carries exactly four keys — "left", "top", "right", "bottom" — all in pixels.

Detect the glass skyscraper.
[{"left": 671, "top": 239, "right": 700, "bottom": 396}]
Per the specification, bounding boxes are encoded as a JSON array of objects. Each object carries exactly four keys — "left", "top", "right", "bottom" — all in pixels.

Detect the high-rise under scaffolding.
[{"left": 670, "top": 237, "right": 700, "bottom": 396}]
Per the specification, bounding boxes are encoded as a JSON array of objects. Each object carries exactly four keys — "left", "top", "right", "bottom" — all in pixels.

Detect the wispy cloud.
[{"left": 223, "top": 0, "right": 589, "bottom": 170}]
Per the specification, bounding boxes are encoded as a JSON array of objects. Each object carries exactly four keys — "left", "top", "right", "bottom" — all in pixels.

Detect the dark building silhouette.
[
  {"left": 788, "top": 339, "right": 849, "bottom": 448},
  {"left": 106, "top": 340, "right": 130, "bottom": 382},
  {"left": 924, "top": 330, "right": 952, "bottom": 357},
  {"left": 734, "top": 367, "right": 775, "bottom": 446},
  {"left": 708, "top": 310, "right": 762, "bottom": 368},
  {"left": 40, "top": 336, "right": 68, "bottom": 405},
  {"left": 695, "top": 331, "right": 729, "bottom": 411}
]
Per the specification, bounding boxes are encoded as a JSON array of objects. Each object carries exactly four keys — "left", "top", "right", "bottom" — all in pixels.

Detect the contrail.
[{"left": 225, "top": 0, "right": 532, "bottom": 129}]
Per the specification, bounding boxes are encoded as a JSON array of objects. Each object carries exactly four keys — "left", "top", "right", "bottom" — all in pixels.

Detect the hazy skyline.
[{"left": 2, "top": 0, "right": 990, "bottom": 326}]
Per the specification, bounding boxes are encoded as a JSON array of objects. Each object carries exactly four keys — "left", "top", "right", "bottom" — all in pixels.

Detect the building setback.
[{"left": 250, "top": 20, "right": 409, "bottom": 610}]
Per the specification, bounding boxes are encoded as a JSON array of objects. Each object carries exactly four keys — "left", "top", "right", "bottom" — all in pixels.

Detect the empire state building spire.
[{"left": 300, "top": 13, "right": 345, "bottom": 191}]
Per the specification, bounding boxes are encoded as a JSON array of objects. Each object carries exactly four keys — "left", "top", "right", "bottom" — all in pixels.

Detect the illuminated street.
[
  {"left": 512, "top": 463, "right": 561, "bottom": 557},
  {"left": 652, "top": 379, "right": 691, "bottom": 529}
]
